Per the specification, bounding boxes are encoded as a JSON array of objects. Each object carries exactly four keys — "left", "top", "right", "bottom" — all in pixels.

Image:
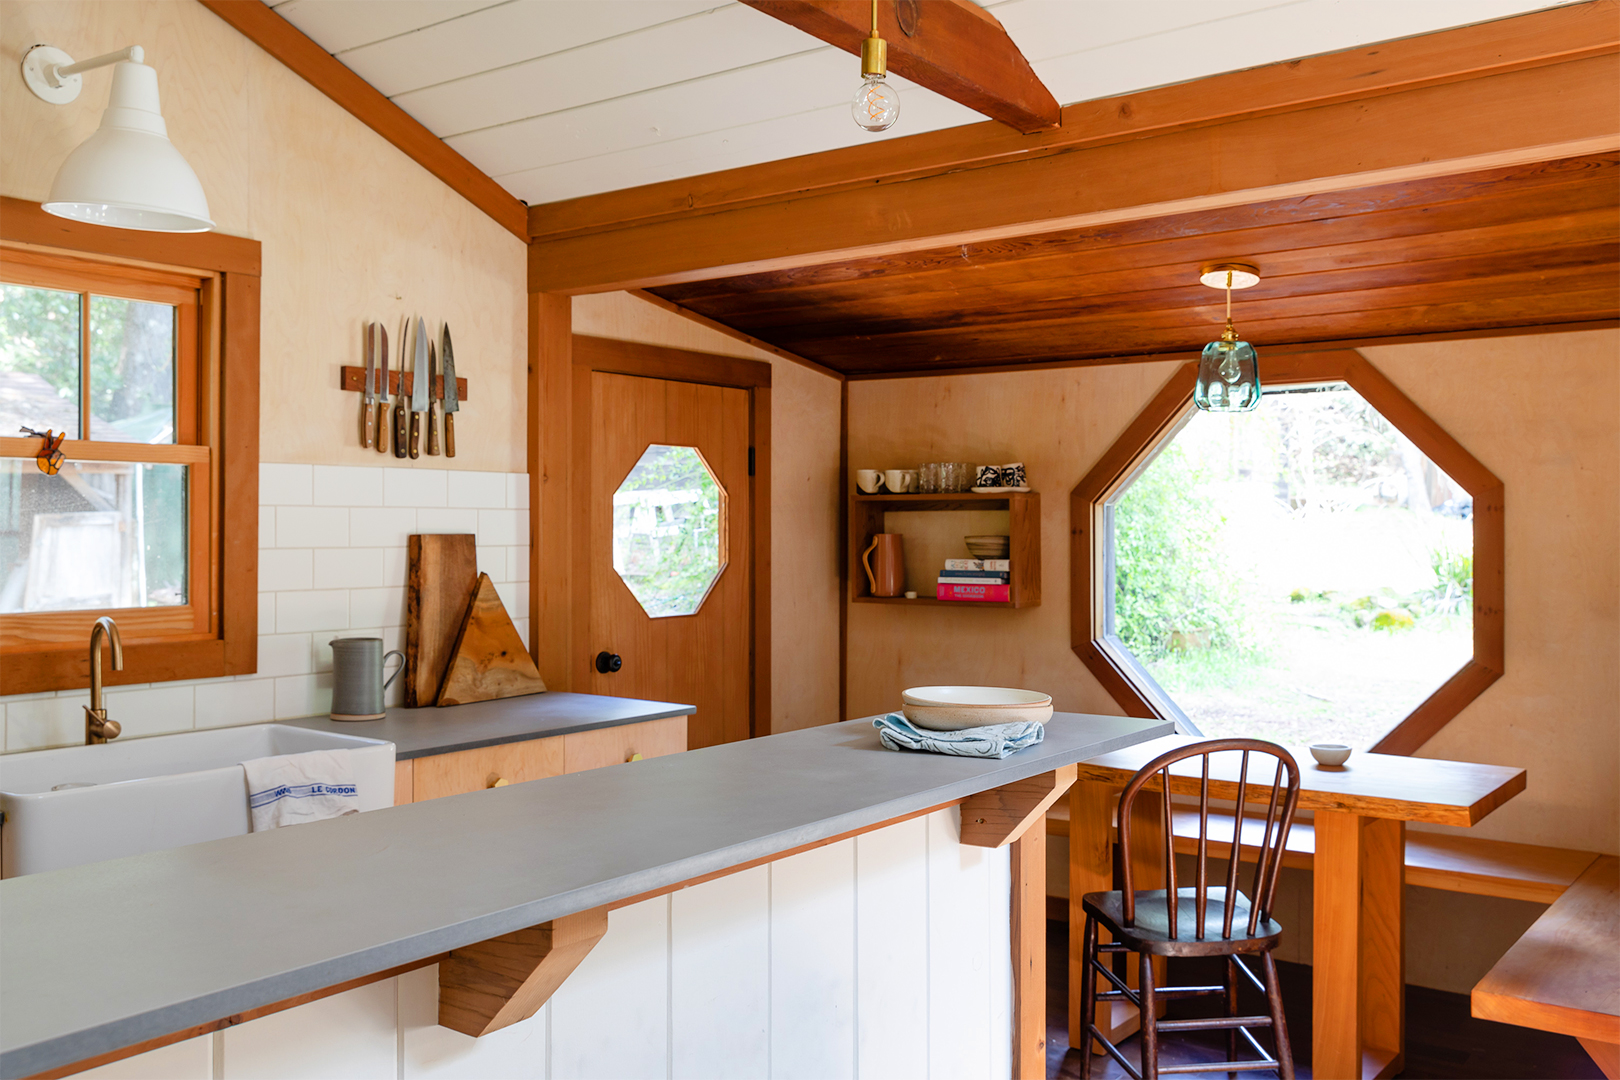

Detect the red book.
[{"left": 936, "top": 582, "right": 1011, "bottom": 602}]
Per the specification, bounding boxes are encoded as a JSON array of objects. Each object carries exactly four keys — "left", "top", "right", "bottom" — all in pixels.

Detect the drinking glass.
[{"left": 920, "top": 462, "right": 940, "bottom": 493}]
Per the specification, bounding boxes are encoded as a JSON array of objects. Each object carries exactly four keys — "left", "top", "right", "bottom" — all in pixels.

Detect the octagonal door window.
[
  {"left": 1108, "top": 382, "right": 1472, "bottom": 748},
  {"left": 611, "top": 444, "right": 727, "bottom": 618}
]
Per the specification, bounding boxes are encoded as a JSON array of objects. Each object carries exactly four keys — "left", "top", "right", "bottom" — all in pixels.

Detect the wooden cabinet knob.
[
  {"left": 627, "top": 752, "right": 643, "bottom": 763},
  {"left": 488, "top": 777, "right": 509, "bottom": 789}
]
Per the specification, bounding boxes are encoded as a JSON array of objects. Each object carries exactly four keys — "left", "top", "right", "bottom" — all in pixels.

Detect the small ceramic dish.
[
  {"left": 970, "top": 486, "right": 1032, "bottom": 494},
  {"left": 1309, "top": 743, "right": 1352, "bottom": 767},
  {"left": 963, "top": 534, "right": 1011, "bottom": 558},
  {"left": 900, "top": 685, "right": 1053, "bottom": 730}
]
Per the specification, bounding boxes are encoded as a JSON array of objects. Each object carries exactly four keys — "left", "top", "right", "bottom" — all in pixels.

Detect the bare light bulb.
[{"left": 853, "top": 73, "right": 900, "bottom": 132}]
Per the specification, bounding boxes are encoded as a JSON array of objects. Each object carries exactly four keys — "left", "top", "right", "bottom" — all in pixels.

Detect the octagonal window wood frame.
[{"left": 1071, "top": 349, "right": 1503, "bottom": 756}]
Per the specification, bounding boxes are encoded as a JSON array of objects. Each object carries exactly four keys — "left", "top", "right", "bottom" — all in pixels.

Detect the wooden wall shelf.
[{"left": 849, "top": 490, "right": 1040, "bottom": 608}]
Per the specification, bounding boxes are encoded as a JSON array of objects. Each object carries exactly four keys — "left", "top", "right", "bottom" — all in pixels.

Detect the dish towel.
[
  {"left": 241, "top": 750, "right": 359, "bottom": 832},
  {"left": 873, "top": 712, "right": 1045, "bottom": 759}
]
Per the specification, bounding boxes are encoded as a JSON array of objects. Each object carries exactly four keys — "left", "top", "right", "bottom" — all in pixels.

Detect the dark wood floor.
[{"left": 1045, "top": 920, "right": 1602, "bottom": 1079}]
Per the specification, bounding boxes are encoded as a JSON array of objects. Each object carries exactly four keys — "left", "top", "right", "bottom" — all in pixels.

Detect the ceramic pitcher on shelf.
[{"left": 862, "top": 533, "right": 906, "bottom": 597}]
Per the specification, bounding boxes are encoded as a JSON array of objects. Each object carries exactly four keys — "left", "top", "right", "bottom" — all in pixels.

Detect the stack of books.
[{"left": 937, "top": 558, "right": 1011, "bottom": 602}]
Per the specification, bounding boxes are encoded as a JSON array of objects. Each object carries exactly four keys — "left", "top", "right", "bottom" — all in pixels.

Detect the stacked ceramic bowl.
[
  {"left": 964, "top": 534, "right": 1011, "bottom": 560},
  {"left": 900, "top": 686, "right": 1054, "bottom": 731}
]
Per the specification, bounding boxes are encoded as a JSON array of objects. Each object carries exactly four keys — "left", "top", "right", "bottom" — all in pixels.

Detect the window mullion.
[{"left": 80, "top": 289, "right": 91, "bottom": 439}]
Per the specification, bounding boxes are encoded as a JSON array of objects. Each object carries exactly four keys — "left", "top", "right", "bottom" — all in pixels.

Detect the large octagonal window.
[
  {"left": 1111, "top": 384, "right": 1474, "bottom": 747},
  {"left": 611, "top": 444, "right": 727, "bottom": 618}
]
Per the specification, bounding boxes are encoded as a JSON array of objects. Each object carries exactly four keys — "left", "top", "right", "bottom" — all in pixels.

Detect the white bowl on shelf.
[{"left": 900, "top": 685, "right": 1053, "bottom": 730}]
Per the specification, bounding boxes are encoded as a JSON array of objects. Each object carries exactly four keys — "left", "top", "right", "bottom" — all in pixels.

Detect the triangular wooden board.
[{"left": 436, "top": 573, "right": 547, "bottom": 706}]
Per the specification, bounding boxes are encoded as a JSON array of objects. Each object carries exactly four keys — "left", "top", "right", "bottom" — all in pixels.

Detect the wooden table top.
[
  {"left": 1076, "top": 735, "right": 1525, "bottom": 827},
  {"left": 1472, "top": 856, "right": 1620, "bottom": 1043}
]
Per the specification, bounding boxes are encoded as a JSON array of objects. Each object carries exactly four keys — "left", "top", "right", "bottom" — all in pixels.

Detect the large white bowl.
[{"left": 900, "top": 685, "right": 1053, "bottom": 730}]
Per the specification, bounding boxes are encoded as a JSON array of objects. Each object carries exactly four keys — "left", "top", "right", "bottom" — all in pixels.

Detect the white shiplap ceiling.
[{"left": 265, "top": 0, "right": 1579, "bottom": 207}]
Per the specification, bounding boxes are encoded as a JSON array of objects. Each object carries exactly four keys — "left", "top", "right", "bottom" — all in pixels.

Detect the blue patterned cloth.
[{"left": 872, "top": 712, "right": 1045, "bottom": 759}]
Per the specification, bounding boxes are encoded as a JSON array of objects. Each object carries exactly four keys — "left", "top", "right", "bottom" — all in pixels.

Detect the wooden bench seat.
[
  {"left": 1473, "top": 855, "right": 1620, "bottom": 1078},
  {"left": 1045, "top": 802, "right": 1600, "bottom": 904}
]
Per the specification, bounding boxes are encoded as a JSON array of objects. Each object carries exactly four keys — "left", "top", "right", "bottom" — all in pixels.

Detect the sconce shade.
[{"left": 43, "top": 59, "right": 213, "bottom": 232}]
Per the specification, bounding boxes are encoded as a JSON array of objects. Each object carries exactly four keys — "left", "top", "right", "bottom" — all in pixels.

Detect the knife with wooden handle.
[
  {"left": 409, "top": 316, "right": 428, "bottom": 459},
  {"left": 441, "top": 323, "right": 458, "bottom": 459},
  {"left": 392, "top": 317, "right": 409, "bottom": 458},
  {"left": 361, "top": 322, "right": 376, "bottom": 449},
  {"left": 375, "top": 322, "right": 390, "bottom": 454},
  {"left": 425, "top": 336, "right": 440, "bottom": 455}
]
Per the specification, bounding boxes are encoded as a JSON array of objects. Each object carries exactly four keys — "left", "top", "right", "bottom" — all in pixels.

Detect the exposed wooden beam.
[
  {"left": 196, "top": 0, "right": 528, "bottom": 241},
  {"left": 528, "top": 53, "right": 1619, "bottom": 293},
  {"left": 528, "top": 1, "right": 1620, "bottom": 243},
  {"left": 627, "top": 289, "right": 846, "bottom": 382},
  {"left": 740, "top": 0, "right": 1058, "bottom": 133}
]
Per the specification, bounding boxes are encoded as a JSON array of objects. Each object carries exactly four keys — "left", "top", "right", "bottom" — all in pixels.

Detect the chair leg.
[
  {"left": 1139, "top": 950, "right": 1160, "bottom": 1080},
  {"left": 1261, "top": 951, "right": 1295, "bottom": 1080},
  {"left": 1226, "top": 955, "right": 1240, "bottom": 1078},
  {"left": 1079, "top": 916, "right": 1099, "bottom": 1080}
]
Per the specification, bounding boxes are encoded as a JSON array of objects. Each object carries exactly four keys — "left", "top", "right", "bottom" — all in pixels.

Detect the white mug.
[
  {"left": 856, "top": 469, "right": 883, "bottom": 493},
  {"left": 884, "top": 469, "right": 909, "bottom": 493}
]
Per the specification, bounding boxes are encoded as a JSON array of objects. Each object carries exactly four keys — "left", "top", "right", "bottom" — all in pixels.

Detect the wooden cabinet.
[
  {"left": 395, "top": 716, "right": 689, "bottom": 805},
  {"left": 563, "top": 715, "right": 687, "bottom": 773},
  {"left": 849, "top": 490, "right": 1040, "bottom": 608}
]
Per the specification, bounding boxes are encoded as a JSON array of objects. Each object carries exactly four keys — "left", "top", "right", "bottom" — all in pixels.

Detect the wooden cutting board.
[
  {"left": 405, "top": 533, "right": 478, "bottom": 707},
  {"left": 438, "top": 573, "right": 547, "bottom": 706}
]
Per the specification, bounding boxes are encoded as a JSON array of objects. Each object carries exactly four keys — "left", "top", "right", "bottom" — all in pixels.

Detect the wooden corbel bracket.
[
  {"left": 438, "top": 906, "right": 609, "bottom": 1037},
  {"left": 960, "top": 764, "right": 1077, "bottom": 848}
]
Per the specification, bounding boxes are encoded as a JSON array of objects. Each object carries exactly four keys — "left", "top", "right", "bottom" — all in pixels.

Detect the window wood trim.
[
  {"left": 1070, "top": 348, "right": 1505, "bottom": 756},
  {"left": 0, "top": 201, "right": 260, "bottom": 694}
]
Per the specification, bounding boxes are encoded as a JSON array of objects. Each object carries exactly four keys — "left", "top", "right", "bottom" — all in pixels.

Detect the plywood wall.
[
  {"left": 848, "top": 330, "right": 1619, "bottom": 855},
  {"left": 573, "top": 293, "right": 843, "bottom": 733},
  {"left": 0, "top": 0, "right": 528, "bottom": 474}
]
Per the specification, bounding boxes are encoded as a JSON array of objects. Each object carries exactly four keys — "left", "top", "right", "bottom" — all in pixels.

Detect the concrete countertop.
[
  {"left": 0, "top": 712, "right": 1172, "bottom": 1079},
  {"left": 282, "top": 692, "right": 696, "bottom": 760}
]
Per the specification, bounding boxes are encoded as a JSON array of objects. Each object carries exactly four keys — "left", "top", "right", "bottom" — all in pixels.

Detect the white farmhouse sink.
[{"left": 0, "top": 724, "right": 394, "bottom": 878}]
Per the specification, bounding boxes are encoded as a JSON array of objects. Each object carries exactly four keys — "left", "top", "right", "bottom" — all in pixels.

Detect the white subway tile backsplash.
[
  {"left": 447, "top": 470, "right": 507, "bottom": 509},
  {"left": 277, "top": 507, "right": 350, "bottom": 549},
  {"left": 380, "top": 545, "right": 409, "bottom": 586},
  {"left": 260, "top": 463, "right": 312, "bottom": 506},
  {"left": 416, "top": 507, "right": 478, "bottom": 535},
  {"left": 275, "top": 673, "right": 332, "bottom": 720},
  {"left": 257, "top": 633, "right": 314, "bottom": 678},
  {"left": 476, "top": 542, "right": 504, "bottom": 582},
  {"left": 478, "top": 508, "right": 528, "bottom": 548},
  {"left": 507, "top": 473, "right": 529, "bottom": 510},
  {"left": 384, "top": 468, "right": 447, "bottom": 508},
  {"left": 492, "top": 580, "right": 530, "bottom": 620},
  {"left": 509, "top": 546, "right": 529, "bottom": 583},
  {"left": 276, "top": 590, "right": 350, "bottom": 634},
  {"left": 98, "top": 684, "right": 196, "bottom": 739},
  {"left": 313, "top": 548, "right": 387, "bottom": 591},
  {"left": 349, "top": 586, "right": 406, "bottom": 630},
  {"left": 349, "top": 507, "right": 417, "bottom": 549},
  {"left": 195, "top": 678, "right": 278, "bottom": 728},
  {"left": 259, "top": 592, "right": 276, "bottom": 634},
  {"left": 259, "top": 509, "right": 277, "bottom": 549},
  {"left": 6, "top": 695, "right": 88, "bottom": 751},
  {"left": 313, "top": 465, "right": 384, "bottom": 507},
  {"left": 260, "top": 548, "right": 314, "bottom": 593}
]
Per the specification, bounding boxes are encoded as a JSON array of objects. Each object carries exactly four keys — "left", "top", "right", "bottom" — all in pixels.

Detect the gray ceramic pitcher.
[{"left": 330, "top": 637, "right": 403, "bottom": 721}]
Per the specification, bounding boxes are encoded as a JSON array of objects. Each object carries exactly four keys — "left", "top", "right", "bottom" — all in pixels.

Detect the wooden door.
[{"left": 586, "top": 371, "right": 751, "bottom": 749}]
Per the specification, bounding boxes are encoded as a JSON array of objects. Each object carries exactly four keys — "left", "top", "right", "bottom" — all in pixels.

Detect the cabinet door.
[
  {"left": 412, "top": 737, "right": 566, "bottom": 802},
  {"left": 563, "top": 716, "right": 688, "bottom": 774},
  {"left": 394, "top": 760, "right": 414, "bottom": 805}
]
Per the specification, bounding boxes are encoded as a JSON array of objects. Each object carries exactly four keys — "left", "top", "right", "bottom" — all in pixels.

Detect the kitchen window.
[{"left": 0, "top": 199, "right": 261, "bottom": 694}]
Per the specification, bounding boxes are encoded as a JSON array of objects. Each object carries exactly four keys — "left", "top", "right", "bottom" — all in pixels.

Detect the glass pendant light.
[
  {"left": 852, "top": 0, "right": 900, "bottom": 132},
  {"left": 1194, "top": 262, "right": 1261, "bottom": 412}
]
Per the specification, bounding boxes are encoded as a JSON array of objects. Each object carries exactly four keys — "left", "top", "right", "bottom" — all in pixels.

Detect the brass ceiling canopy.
[{"left": 1199, "top": 262, "right": 1261, "bottom": 290}]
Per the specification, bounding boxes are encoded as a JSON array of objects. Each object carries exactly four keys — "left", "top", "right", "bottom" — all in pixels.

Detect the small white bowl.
[
  {"left": 1309, "top": 743, "right": 1352, "bottom": 767},
  {"left": 900, "top": 685, "right": 1053, "bottom": 730}
]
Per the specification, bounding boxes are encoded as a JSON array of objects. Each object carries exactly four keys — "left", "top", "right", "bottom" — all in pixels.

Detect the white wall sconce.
[{"left": 21, "top": 44, "right": 214, "bottom": 232}]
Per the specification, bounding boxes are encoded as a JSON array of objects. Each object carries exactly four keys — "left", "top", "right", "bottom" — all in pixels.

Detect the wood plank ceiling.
[{"left": 647, "top": 154, "right": 1620, "bottom": 376}]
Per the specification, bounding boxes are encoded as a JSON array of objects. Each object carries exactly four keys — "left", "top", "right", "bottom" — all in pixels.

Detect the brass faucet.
[{"left": 85, "top": 616, "right": 124, "bottom": 745}]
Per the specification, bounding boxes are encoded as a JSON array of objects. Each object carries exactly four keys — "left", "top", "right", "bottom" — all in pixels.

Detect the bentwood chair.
[{"left": 1078, "top": 738, "right": 1302, "bottom": 1080}]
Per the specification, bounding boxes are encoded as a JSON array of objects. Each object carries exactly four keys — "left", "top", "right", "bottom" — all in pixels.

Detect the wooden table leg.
[{"left": 1314, "top": 812, "right": 1406, "bottom": 1080}]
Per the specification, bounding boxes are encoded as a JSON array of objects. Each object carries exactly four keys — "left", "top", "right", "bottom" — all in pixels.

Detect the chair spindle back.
[{"left": 1117, "top": 739, "right": 1301, "bottom": 940}]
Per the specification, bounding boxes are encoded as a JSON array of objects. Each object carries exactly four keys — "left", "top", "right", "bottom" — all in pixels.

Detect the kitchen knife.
[
  {"left": 441, "top": 323, "right": 458, "bottom": 459},
  {"left": 375, "top": 322, "right": 390, "bottom": 454},
  {"left": 361, "top": 322, "right": 375, "bottom": 449},
  {"left": 425, "top": 335, "right": 440, "bottom": 456},
  {"left": 409, "top": 316, "right": 429, "bottom": 459},
  {"left": 392, "top": 317, "right": 409, "bottom": 458}
]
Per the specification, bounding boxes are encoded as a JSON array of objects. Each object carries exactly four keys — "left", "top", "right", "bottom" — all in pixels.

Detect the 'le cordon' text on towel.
[{"left": 241, "top": 749, "right": 359, "bottom": 832}]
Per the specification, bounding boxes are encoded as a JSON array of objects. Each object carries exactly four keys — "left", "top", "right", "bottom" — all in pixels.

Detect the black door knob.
[{"left": 595, "top": 651, "right": 623, "bottom": 674}]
